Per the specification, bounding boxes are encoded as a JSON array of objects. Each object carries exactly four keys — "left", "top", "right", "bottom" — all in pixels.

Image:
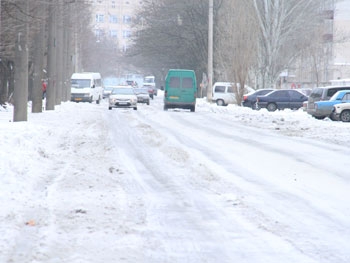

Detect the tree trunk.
[
  {"left": 46, "top": 0, "right": 56, "bottom": 111},
  {"left": 13, "top": 1, "right": 29, "bottom": 122}
]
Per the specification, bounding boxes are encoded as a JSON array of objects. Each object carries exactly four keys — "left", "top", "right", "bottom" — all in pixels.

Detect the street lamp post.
[{"left": 207, "top": 0, "right": 213, "bottom": 102}]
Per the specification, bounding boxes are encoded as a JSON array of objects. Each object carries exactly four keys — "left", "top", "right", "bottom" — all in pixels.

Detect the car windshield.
[
  {"left": 71, "top": 79, "right": 91, "bottom": 88},
  {"left": 111, "top": 88, "right": 134, "bottom": 95}
]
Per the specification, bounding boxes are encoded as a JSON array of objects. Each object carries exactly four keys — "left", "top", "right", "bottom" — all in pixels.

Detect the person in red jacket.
[{"left": 42, "top": 80, "right": 47, "bottom": 99}]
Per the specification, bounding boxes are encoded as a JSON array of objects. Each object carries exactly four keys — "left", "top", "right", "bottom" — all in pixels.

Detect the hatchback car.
[
  {"left": 256, "top": 89, "right": 308, "bottom": 112},
  {"left": 330, "top": 102, "right": 350, "bottom": 122},
  {"left": 134, "top": 87, "right": 150, "bottom": 105},
  {"left": 309, "top": 90, "right": 350, "bottom": 119},
  {"left": 306, "top": 86, "right": 350, "bottom": 115},
  {"left": 108, "top": 87, "right": 137, "bottom": 110},
  {"left": 242, "top": 89, "right": 274, "bottom": 109}
]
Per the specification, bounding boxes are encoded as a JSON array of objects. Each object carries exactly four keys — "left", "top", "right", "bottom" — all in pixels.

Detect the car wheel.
[
  {"left": 96, "top": 96, "right": 100, "bottom": 104},
  {"left": 147, "top": 101, "right": 150, "bottom": 105},
  {"left": 314, "top": 116, "right": 325, "bottom": 120},
  {"left": 340, "top": 110, "right": 350, "bottom": 122},
  {"left": 190, "top": 106, "right": 195, "bottom": 112},
  {"left": 216, "top": 99, "right": 225, "bottom": 106},
  {"left": 267, "top": 103, "right": 277, "bottom": 112},
  {"left": 164, "top": 105, "right": 168, "bottom": 111},
  {"left": 133, "top": 107, "right": 137, "bottom": 110},
  {"left": 108, "top": 107, "right": 112, "bottom": 110}
]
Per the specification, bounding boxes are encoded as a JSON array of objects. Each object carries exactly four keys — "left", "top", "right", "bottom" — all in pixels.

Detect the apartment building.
[
  {"left": 332, "top": 0, "right": 350, "bottom": 79},
  {"left": 91, "top": 0, "right": 143, "bottom": 51}
]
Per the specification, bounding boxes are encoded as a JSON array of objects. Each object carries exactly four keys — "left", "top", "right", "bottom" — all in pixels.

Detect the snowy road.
[{"left": 1, "top": 95, "right": 349, "bottom": 263}]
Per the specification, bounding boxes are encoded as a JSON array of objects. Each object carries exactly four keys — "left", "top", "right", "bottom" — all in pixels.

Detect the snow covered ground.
[{"left": 1, "top": 93, "right": 349, "bottom": 263}]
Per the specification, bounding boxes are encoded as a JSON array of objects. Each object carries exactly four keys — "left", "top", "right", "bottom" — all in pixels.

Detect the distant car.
[
  {"left": 103, "top": 86, "right": 115, "bottom": 98},
  {"left": 330, "top": 102, "right": 350, "bottom": 122},
  {"left": 134, "top": 87, "right": 150, "bottom": 105},
  {"left": 242, "top": 89, "right": 275, "bottom": 109},
  {"left": 108, "top": 86, "right": 137, "bottom": 110},
  {"left": 307, "top": 86, "right": 350, "bottom": 115},
  {"left": 212, "top": 82, "right": 254, "bottom": 106},
  {"left": 256, "top": 89, "right": 308, "bottom": 112},
  {"left": 308, "top": 90, "right": 350, "bottom": 119},
  {"left": 126, "top": 80, "right": 138, "bottom": 88}
]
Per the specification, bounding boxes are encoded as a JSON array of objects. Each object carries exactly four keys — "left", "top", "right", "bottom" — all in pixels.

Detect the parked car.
[
  {"left": 256, "top": 89, "right": 308, "bottom": 112},
  {"left": 108, "top": 86, "right": 137, "bottom": 110},
  {"left": 103, "top": 86, "right": 115, "bottom": 99},
  {"left": 308, "top": 90, "right": 350, "bottom": 119},
  {"left": 134, "top": 87, "right": 150, "bottom": 105},
  {"left": 306, "top": 86, "right": 350, "bottom": 116},
  {"left": 242, "top": 89, "right": 275, "bottom": 109},
  {"left": 330, "top": 102, "right": 350, "bottom": 122},
  {"left": 212, "top": 82, "right": 254, "bottom": 106}
]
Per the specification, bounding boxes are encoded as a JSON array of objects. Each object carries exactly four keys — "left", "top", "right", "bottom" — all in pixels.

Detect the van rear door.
[{"left": 166, "top": 71, "right": 196, "bottom": 103}]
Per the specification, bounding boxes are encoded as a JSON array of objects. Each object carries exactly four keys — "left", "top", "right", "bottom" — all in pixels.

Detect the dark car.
[
  {"left": 256, "top": 89, "right": 308, "bottom": 112},
  {"left": 242, "top": 89, "right": 275, "bottom": 109}
]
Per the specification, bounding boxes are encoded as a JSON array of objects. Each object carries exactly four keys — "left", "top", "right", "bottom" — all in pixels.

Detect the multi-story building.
[
  {"left": 332, "top": 0, "right": 350, "bottom": 80},
  {"left": 286, "top": 0, "right": 350, "bottom": 88},
  {"left": 91, "top": 0, "right": 143, "bottom": 52}
]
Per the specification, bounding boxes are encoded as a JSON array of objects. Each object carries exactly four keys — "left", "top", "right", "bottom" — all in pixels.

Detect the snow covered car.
[
  {"left": 330, "top": 102, "right": 350, "bottom": 122},
  {"left": 108, "top": 86, "right": 137, "bottom": 110},
  {"left": 134, "top": 87, "right": 150, "bottom": 105},
  {"left": 309, "top": 90, "right": 350, "bottom": 119}
]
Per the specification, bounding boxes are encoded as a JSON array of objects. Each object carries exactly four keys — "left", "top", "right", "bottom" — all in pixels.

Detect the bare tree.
[
  {"left": 251, "top": 0, "right": 333, "bottom": 89},
  {"left": 216, "top": 0, "right": 258, "bottom": 105}
]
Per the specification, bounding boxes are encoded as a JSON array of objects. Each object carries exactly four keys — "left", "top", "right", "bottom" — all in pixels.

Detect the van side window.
[
  {"left": 227, "top": 86, "right": 234, "bottom": 93},
  {"left": 215, "top": 86, "right": 225, "bottom": 93},
  {"left": 182, "top": 77, "right": 193, "bottom": 88},
  {"left": 327, "top": 89, "right": 338, "bottom": 97},
  {"left": 169, "top": 77, "right": 180, "bottom": 88}
]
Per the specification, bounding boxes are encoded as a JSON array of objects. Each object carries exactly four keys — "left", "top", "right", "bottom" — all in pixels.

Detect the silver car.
[
  {"left": 108, "top": 87, "right": 138, "bottom": 110},
  {"left": 134, "top": 87, "right": 150, "bottom": 105}
]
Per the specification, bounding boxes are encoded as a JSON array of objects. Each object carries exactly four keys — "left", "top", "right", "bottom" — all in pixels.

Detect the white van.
[
  {"left": 212, "top": 82, "right": 254, "bottom": 106},
  {"left": 143, "top": 75, "right": 157, "bottom": 96},
  {"left": 71, "top": 72, "right": 103, "bottom": 104}
]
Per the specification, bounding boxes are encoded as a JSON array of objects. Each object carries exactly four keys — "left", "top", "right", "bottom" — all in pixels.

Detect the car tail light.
[{"left": 243, "top": 95, "right": 248, "bottom": 101}]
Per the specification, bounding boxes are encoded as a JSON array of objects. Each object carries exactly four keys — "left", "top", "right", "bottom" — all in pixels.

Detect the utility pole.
[{"left": 207, "top": 0, "right": 213, "bottom": 102}]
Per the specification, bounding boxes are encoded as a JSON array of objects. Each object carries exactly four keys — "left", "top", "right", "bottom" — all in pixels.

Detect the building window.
[
  {"left": 123, "top": 30, "right": 131, "bottom": 38},
  {"left": 95, "top": 29, "right": 104, "bottom": 39},
  {"left": 110, "top": 30, "right": 117, "bottom": 38},
  {"left": 111, "top": 0, "right": 116, "bottom": 8},
  {"left": 123, "top": 15, "right": 131, "bottom": 24},
  {"left": 109, "top": 15, "right": 118, "bottom": 23},
  {"left": 96, "top": 14, "right": 104, "bottom": 23}
]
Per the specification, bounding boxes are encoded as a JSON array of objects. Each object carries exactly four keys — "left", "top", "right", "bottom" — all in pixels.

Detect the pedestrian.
[{"left": 42, "top": 80, "right": 47, "bottom": 99}]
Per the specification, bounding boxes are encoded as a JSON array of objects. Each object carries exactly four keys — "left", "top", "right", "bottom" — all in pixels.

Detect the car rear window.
[
  {"left": 169, "top": 77, "right": 180, "bottom": 88},
  {"left": 182, "top": 77, "right": 193, "bottom": 88},
  {"left": 309, "top": 88, "right": 323, "bottom": 99}
]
